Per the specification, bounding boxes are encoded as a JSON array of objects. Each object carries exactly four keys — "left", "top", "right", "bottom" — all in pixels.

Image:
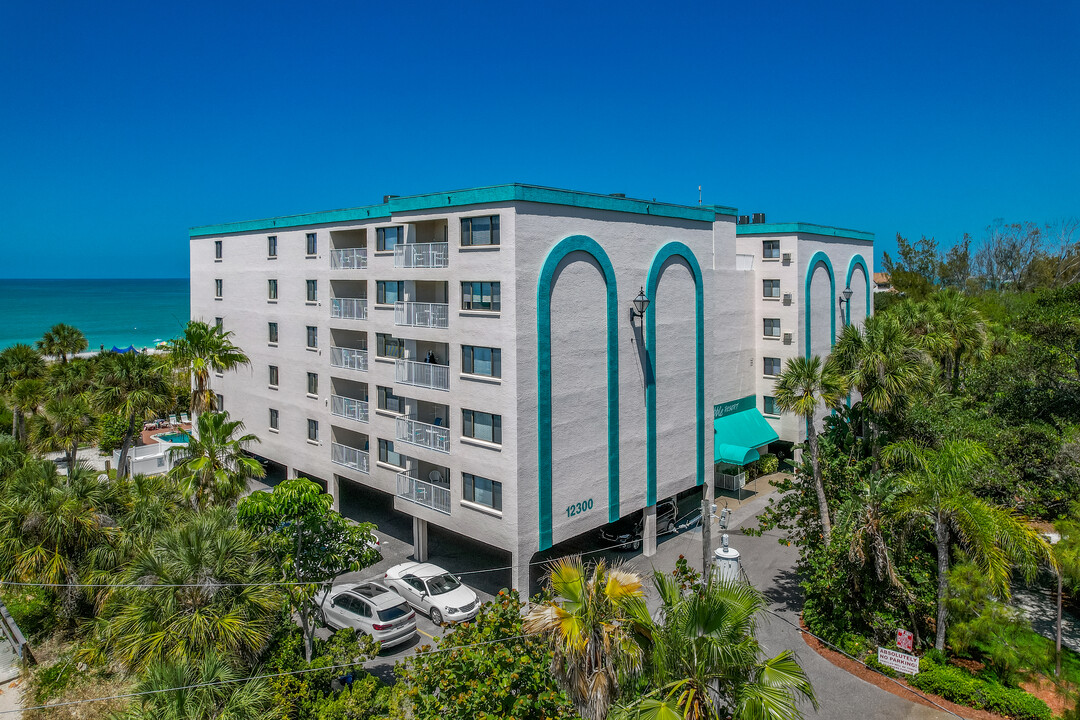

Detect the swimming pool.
[{"left": 155, "top": 431, "right": 191, "bottom": 444}]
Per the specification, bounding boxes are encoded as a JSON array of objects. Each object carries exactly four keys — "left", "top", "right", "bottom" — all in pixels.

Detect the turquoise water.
[
  {"left": 0, "top": 279, "right": 190, "bottom": 351},
  {"left": 155, "top": 431, "right": 191, "bottom": 444}
]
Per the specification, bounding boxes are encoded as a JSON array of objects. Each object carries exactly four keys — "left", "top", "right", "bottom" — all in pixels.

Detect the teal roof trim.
[
  {"left": 713, "top": 406, "right": 779, "bottom": 465},
  {"left": 736, "top": 222, "right": 874, "bottom": 242},
  {"left": 190, "top": 204, "right": 391, "bottom": 237}
]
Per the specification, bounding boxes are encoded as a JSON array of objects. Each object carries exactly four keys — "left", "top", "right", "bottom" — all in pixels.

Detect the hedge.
[{"left": 909, "top": 658, "right": 1052, "bottom": 720}]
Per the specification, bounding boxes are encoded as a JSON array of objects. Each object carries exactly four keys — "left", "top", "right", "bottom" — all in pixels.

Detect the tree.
[
  {"left": 36, "top": 323, "right": 88, "bottom": 364},
  {"left": 238, "top": 477, "right": 380, "bottom": 662},
  {"left": 927, "top": 290, "right": 987, "bottom": 393},
  {"left": 118, "top": 650, "right": 270, "bottom": 720},
  {"left": 881, "top": 234, "right": 939, "bottom": 299},
  {"left": 773, "top": 355, "right": 847, "bottom": 547},
  {"left": 833, "top": 472, "right": 907, "bottom": 594},
  {"left": 95, "top": 352, "right": 174, "bottom": 478},
  {"left": 524, "top": 557, "right": 652, "bottom": 720},
  {"left": 167, "top": 321, "right": 250, "bottom": 414},
  {"left": 28, "top": 394, "right": 96, "bottom": 467},
  {"left": 9, "top": 378, "right": 46, "bottom": 441},
  {"left": 884, "top": 439, "right": 1053, "bottom": 651},
  {"left": 169, "top": 411, "right": 264, "bottom": 508},
  {"left": 0, "top": 343, "right": 46, "bottom": 441},
  {"left": 1052, "top": 520, "right": 1080, "bottom": 678}
]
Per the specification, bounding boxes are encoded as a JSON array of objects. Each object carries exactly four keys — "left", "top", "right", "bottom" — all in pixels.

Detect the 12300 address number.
[{"left": 566, "top": 498, "right": 594, "bottom": 518}]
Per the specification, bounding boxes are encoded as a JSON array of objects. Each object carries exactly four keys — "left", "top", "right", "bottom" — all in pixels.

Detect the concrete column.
[
  {"left": 512, "top": 552, "right": 530, "bottom": 601},
  {"left": 413, "top": 517, "right": 428, "bottom": 562},
  {"left": 330, "top": 475, "right": 340, "bottom": 513},
  {"left": 287, "top": 466, "right": 297, "bottom": 480},
  {"left": 642, "top": 505, "right": 657, "bottom": 557}
]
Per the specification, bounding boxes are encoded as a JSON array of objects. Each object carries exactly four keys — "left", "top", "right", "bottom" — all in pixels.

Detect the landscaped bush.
[
  {"left": 97, "top": 413, "right": 127, "bottom": 454},
  {"left": 0, "top": 587, "right": 58, "bottom": 640},
  {"left": 757, "top": 453, "right": 779, "bottom": 475},
  {"left": 910, "top": 657, "right": 1052, "bottom": 720}
]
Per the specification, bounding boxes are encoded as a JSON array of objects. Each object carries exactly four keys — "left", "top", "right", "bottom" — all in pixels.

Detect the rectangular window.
[
  {"left": 763, "top": 279, "right": 781, "bottom": 298},
  {"left": 763, "top": 319, "right": 781, "bottom": 337},
  {"left": 763, "top": 240, "right": 780, "bottom": 259},
  {"left": 376, "top": 226, "right": 403, "bottom": 251},
  {"left": 269, "top": 365, "right": 279, "bottom": 387},
  {"left": 268, "top": 322, "right": 278, "bottom": 344},
  {"left": 268, "top": 279, "right": 278, "bottom": 300},
  {"left": 306, "top": 326, "right": 318, "bottom": 349},
  {"left": 764, "top": 396, "right": 779, "bottom": 416},
  {"left": 461, "top": 345, "right": 501, "bottom": 378},
  {"left": 307, "top": 419, "right": 319, "bottom": 441},
  {"left": 306, "top": 233, "right": 317, "bottom": 255},
  {"left": 214, "top": 317, "right": 223, "bottom": 329},
  {"left": 216, "top": 393, "right": 224, "bottom": 411},
  {"left": 307, "top": 372, "right": 318, "bottom": 396},
  {"left": 376, "top": 281, "right": 404, "bottom": 305},
  {"left": 463, "top": 473, "right": 502, "bottom": 511},
  {"left": 376, "top": 333, "right": 404, "bottom": 359},
  {"left": 306, "top": 280, "right": 317, "bottom": 302},
  {"left": 378, "top": 438, "right": 404, "bottom": 468},
  {"left": 377, "top": 386, "right": 405, "bottom": 414},
  {"left": 462, "top": 409, "right": 502, "bottom": 444},
  {"left": 269, "top": 408, "right": 279, "bottom": 430},
  {"left": 268, "top": 236, "right": 278, "bottom": 257},
  {"left": 461, "top": 281, "right": 501, "bottom": 312},
  {"left": 215, "top": 279, "right": 222, "bottom": 298},
  {"left": 460, "top": 215, "right": 500, "bottom": 246},
  {"left": 763, "top": 357, "right": 782, "bottom": 376},
  {"left": 214, "top": 240, "right": 222, "bottom": 259}
]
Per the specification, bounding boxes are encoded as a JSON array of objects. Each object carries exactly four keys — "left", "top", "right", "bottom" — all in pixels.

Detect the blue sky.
[{"left": 1, "top": 0, "right": 1077, "bottom": 278}]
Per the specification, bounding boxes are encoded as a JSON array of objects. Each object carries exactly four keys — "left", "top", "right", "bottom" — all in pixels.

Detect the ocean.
[{"left": 0, "top": 279, "right": 190, "bottom": 351}]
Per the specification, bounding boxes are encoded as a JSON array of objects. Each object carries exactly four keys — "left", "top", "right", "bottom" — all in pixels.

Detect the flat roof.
[
  {"left": 735, "top": 222, "right": 873, "bottom": 243},
  {"left": 190, "top": 183, "right": 740, "bottom": 237}
]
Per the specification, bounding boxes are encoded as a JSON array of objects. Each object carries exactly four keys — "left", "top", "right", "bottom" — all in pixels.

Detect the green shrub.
[
  {"left": 0, "top": 587, "right": 58, "bottom": 640},
  {"left": 909, "top": 657, "right": 1052, "bottom": 720},
  {"left": 758, "top": 453, "right": 779, "bottom": 475},
  {"left": 97, "top": 413, "right": 128, "bottom": 455},
  {"left": 32, "top": 657, "right": 77, "bottom": 704}
]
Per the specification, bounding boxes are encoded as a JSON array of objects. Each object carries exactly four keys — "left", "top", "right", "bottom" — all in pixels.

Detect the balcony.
[
  {"left": 331, "top": 298, "right": 367, "bottom": 321},
  {"left": 395, "top": 359, "right": 450, "bottom": 391},
  {"left": 396, "top": 416, "right": 450, "bottom": 454},
  {"left": 330, "top": 248, "right": 367, "bottom": 270},
  {"left": 331, "top": 395, "right": 369, "bottom": 424},
  {"left": 396, "top": 471, "right": 451, "bottom": 515},
  {"left": 330, "top": 346, "right": 368, "bottom": 373},
  {"left": 331, "top": 442, "right": 369, "bottom": 474},
  {"left": 395, "top": 301, "right": 449, "bottom": 329},
  {"left": 394, "top": 242, "right": 449, "bottom": 269}
]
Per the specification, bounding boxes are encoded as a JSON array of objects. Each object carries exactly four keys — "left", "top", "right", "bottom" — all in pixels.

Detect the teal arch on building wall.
[
  {"left": 803, "top": 251, "right": 837, "bottom": 358},
  {"left": 845, "top": 254, "right": 871, "bottom": 322},
  {"left": 644, "top": 242, "right": 705, "bottom": 506},
  {"left": 536, "top": 235, "right": 620, "bottom": 551}
]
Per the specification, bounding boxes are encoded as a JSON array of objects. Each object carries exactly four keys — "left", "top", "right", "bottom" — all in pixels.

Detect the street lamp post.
[
  {"left": 630, "top": 287, "right": 650, "bottom": 324},
  {"left": 838, "top": 286, "right": 854, "bottom": 326}
]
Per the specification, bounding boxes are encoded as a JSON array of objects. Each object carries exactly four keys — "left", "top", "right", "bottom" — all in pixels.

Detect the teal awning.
[{"left": 713, "top": 405, "right": 779, "bottom": 465}]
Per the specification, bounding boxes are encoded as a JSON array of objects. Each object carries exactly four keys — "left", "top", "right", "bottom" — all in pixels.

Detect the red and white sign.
[
  {"left": 878, "top": 647, "right": 920, "bottom": 675},
  {"left": 896, "top": 629, "right": 914, "bottom": 652}
]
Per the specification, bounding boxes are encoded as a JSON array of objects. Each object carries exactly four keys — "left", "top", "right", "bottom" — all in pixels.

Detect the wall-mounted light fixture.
[
  {"left": 630, "top": 287, "right": 650, "bottom": 324},
  {"left": 838, "top": 286, "right": 854, "bottom": 325}
]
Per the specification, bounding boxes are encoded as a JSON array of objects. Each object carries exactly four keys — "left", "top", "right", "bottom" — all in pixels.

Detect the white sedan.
[
  {"left": 315, "top": 580, "right": 417, "bottom": 649},
  {"left": 383, "top": 562, "right": 480, "bottom": 625}
]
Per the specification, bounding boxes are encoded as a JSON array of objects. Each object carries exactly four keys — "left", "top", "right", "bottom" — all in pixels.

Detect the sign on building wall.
[
  {"left": 877, "top": 647, "right": 920, "bottom": 675},
  {"left": 713, "top": 395, "right": 756, "bottom": 420}
]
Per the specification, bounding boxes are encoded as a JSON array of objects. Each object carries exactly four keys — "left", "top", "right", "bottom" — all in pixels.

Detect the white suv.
[{"left": 316, "top": 580, "right": 417, "bottom": 649}]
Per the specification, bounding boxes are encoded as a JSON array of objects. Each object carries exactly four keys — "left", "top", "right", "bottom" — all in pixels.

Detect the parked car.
[
  {"left": 599, "top": 497, "right": 679, "bottom": 551},
  {"left": 383, "top": 562, "right": 480, "bottom": 625},
  {"left": 315, "top": 580, "right": 417, "bottom": 649}
]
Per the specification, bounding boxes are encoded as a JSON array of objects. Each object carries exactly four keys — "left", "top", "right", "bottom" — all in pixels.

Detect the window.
[
  {"left": 269, "top": 408, "right": 279, "bottom": 430},
  {"left": 378, "top": 439, "right": 404, "bottom": 468},
  {"left": 306, "top": 326, "right": 318, "bottom": 349},
  {"left": 215, "top": 279, "right": 222, "bottom": 298},
  {"left": 763, "top": 318, "right": 781, "bottom": 337},
  {"left": 462, "top": 410, "right": 502, "bottom": 444},
  {"left": 763, "top": 240, "right": 780, "bottom": 259},
  {"left": 268, "top": 236, "right": 278, "bottom": 257},
  {"left": 376, "top": 333, "right": 404, "bottom": 359},
  {"left": 269, "top": 365, "right": 279, "bottom": 387},
  {"left": 763, "top": 357, "right": 782, "bottom": 376},
  {"left": 377, "top": 386, "right": 405, "bottom": 414},
  {"left": 461, "top": 345, "right": 501, "bottom": 378},
  {"left": 306, "top": 233, "right": 317, "bottom": 255},
  {"left": 764, "top": 396, "right": 779, "bottom": 416},
  {"left": 307, "top": 372, "right": 318, "bottom": 396},
  {"left": 268, "top": 279, "right": 278, "bottom": 300},
  {"left": 268, "top": 322, "right": 279, "bottom": 344},
  {"left": 307, "top": 419, "right": 319, "bottom": 442},
  {"left": 376, "top": 281, "right": 404, "bottom": 305},
  {"left": 214, "top": 317, "right": 223, "bottom": 329},
  {"left": 461, "top": 282, "right": 500, "bottom": 312},
  {"left": 460, "top": 215, "right": 500, "bottom": 246},
  {"left": 376, "top": 226, "right": 402, "bottom": 251},
  {"left": 216, "top": 393, "right": 224, "bottom": 411},
  {"left": 763, "top": 279, "right": 781, "bottom": 298},
  {"left": 306, "top": 280, "right": 317, "bottom": 302},
  {"left": 463, "top": 473, "right": 502, "bottom": 511},
  {"left": 214, "top": 240, "right": 222, "bottom": 259}
]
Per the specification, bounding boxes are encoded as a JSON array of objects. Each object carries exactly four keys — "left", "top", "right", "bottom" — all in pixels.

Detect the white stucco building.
[{"left": 190, "top": 185, "right": 872, "bottom": 592}]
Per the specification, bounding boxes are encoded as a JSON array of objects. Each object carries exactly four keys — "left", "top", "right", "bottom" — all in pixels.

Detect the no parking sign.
[{"left": 896, "top": 628, "right": 913, "bottom": 652}]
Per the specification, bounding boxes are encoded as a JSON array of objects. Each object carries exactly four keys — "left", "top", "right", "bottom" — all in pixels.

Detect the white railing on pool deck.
[
  {"left": 395, "top": 359, "right": 450, "bottom": 391},
  {"left": 331, "top": 442, "right": 369, "bottom": 474},
  {"left": 331, "top": 395, "right": 369, "bottom": 424},
  {"left": 331, "top": 298, "right": 368, "bottom": 320},
  {"left": 330, "top": 248, "right": 367, "bottom": 270},
  {"left": 330, "top": 346, "right": 368, "bottom": 372},
  {"left": 396, "top": 416, "right": 450, "bottom": 454},
  {"left": 394, "top": 242, "right": 449, "bottom": 269},
  {"left": 394, "top": 302, "right": 449, "bottom": 329},
  {"left": 396, "top": 471, "right": 451, "bottom": 515}
]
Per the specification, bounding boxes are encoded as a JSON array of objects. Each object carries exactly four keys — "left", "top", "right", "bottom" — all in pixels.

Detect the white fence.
[
  {"left": 330, "top": 346, "right": 368, "bottom": 372},
  {"left": 393, "top": 242, "right": 449, "bottom": 268},
  {"left": 396, "top": 472, "right": 451, "bottom": 515},
  {"left": 331, "top": 395, "right": 369, "bottom": 424},
  {"left": 331, "top": 298, "right": 368, "bottom": 320},
  {"left": 330, "top": 248, "right": 367, "bottom": 270},
  {"left": 331, "top": 442, "right": 370, "bottom": 474},
  {"left": 395, "top": 359, "right": 450, "bottom": 391},
  {"left": 112, "top": 443, "right": 176, "bottom": 476},
  {"left": 717, "top": 471, "right": 747, "bottom": 492},
  {"left": 396, "top": 416, "right": 450, "bottom": 454},
  {"left": 394, "top": 302, "right": 449, "bottom": 329}
]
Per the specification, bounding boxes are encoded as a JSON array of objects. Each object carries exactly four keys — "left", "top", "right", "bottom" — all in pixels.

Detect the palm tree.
[
  {"left": 833, "top": 473, "right": 908, "bottom": 594},
  {"left": 37, "top": 323, "right": 88, "bottom": 363},
  {"left": 0, "top": 433, "right": 25, "bottom": 476},
  {"left": 0, "top": 343, "right": 46, "bottom": 441},
  {"left": 48, "top": 357, "right": 96, "bottom": 400},
  {"left": 118, "top": 651, "right": 271, "bottom": 720},
  {"left": 524, "top": 557, "right": 652, "bottom": 720},
  {"left": 9, "top": 378, "right": 46, "bottom": 441},
  {"left": 28, "top": 394, "right": 96, "bottom": 468},
  {"left": 1052, "top": 520, "right": 1080, "bottom": 678},
  {"left": 167, "top": 321, "right": 250, "bottom": 414},
  {"left": 169, "top": 412, "right": 264, "bottom": 508},
  {"left": 927, "top": 290, "right": 987, "bottom": 393},
  {"left": 618, "top": 573, "right": 817, "bottom": 720},
  {"left": 884, "top": 439, "right": 1053, "bottom": 651},
  {"left": 95, "top": 352, "right": 174, "bottom": 478},
  {"left": 773, "top": 355, "right": 848, "bottom": 547}
]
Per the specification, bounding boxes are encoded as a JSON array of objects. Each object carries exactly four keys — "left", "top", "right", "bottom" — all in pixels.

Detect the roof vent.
[
  {"left": 738, "top": 215, "right": 751, "bottom": 225},
  {"left": 609, "top": 193, "right": 626, "bottom": 198},
  {"left": 383, "top": 195, "right": 399, "bottom": 203},
  {"left": 751, "top": 212, "right": 766, "bottom": 224}
]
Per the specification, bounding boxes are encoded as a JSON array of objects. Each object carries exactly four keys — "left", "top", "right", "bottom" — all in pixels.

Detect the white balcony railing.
[
  {"left": 331, "top": 395, "right": 369, "bottom": 424},
  {"left": 395, "top": 359, "right": 450, "bottom": 391},
  {"left": 393, "top": 242, "right": 449, "bottom": 269},
  {"left": 396, "top": 471, "right": 451, "bottom": 515},
  {"left": 330, "top": 346, "right": 368, "bottom": 373},
  {"left": 396, "top": 416, "right": 450, "bottom": 454},
  {"left": 331, "top": 298, "right": 368, "bottom": 321},
  {"left": 331, "top": 442, "right": 369, "bottom": 475},
  {"left": 394, "top": 302, "right": 449, "bottom": 329},
  {"left": 330, "top": 248, "right": 367, "bottom": 270}
]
